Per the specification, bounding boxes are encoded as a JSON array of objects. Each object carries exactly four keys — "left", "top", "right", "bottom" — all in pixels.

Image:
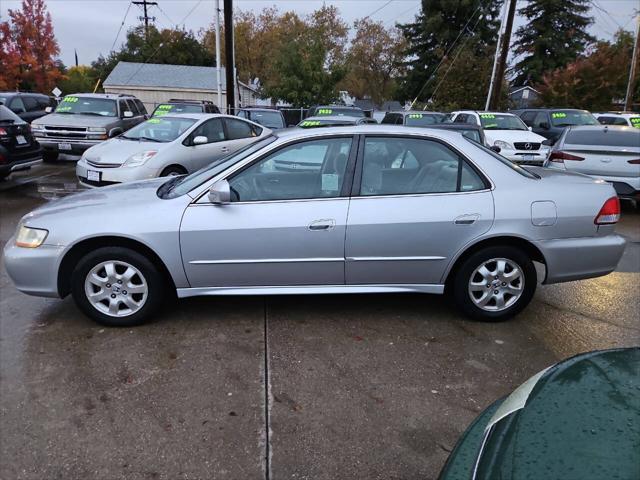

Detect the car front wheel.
[
  {"left": 452, "top": 246, "right": 536, "bottom": 322},
  {"left": 71, "top": 247, "right": 165, "bottom": 327}
]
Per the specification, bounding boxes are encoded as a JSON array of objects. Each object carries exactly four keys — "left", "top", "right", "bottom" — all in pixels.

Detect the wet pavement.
[{"left": 1, "top": 161, "right": 639, "bottom": 480}]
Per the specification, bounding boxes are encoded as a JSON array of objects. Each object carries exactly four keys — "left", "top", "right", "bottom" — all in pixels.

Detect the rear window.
[
  {"left": 153, "top": 103, "right": 203, "bottom": 116},
  {"left": 565, "top": 128, "right": 640, "bottom": 148},
  {"left": 314, "top": 107, "right": 365, "bottom": 118},
  {"left": 404, "top": 113, "right": 442, "bottom": 126}
]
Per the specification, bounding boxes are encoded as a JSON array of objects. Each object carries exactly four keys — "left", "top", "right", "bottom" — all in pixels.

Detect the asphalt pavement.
[{"left": 1, "top": 161, "right": 638, "bottom": 480}]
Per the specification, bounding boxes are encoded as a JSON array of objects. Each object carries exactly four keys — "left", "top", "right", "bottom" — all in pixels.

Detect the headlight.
[
  {"left": 494, "top": 140, "right": 513, "bottom": 150},
  {"left": 15, "top": 225, "right": 48, "bottom": 248},
  {"left": 122, "top": 150, "right": 158, "bottom": 168},
  {"left": 31, "top": 124, "right": 45, "bottom": 132},
  {"left": 87, "top": 127, "right": 107, "bottom": 133}
]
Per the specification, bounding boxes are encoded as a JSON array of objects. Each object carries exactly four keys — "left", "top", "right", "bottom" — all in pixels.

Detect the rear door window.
[
  {"left": 190, "top": 118, "right": 225, "bottom": 144},
  {"left": 224, "top": 118, "right": 256, "bottom": 140},
  {"left": 9, "top": 97, "right": 26, "bottom": 113},
  {"left": 23, "top": 96, "right": 39, "bottom": 112},
  {"left": 532, "top": 111, "right": 549, "bottom": 128}
]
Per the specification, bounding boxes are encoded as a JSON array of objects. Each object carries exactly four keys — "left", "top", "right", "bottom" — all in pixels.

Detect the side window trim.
[
  {"left": 223, "top": 135, "right": 357, "bottom": 202},
  {"left": 351, "top": 134, "right": 491, "bottom": 199}
]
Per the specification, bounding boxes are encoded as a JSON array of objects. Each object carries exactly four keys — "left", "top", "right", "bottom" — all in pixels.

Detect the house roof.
[
  {"left": 104, "top": 61, "right": 256, "bottom": 92},
  {"left": 509, "top": 86, "right": 540, "bottom": 96}
]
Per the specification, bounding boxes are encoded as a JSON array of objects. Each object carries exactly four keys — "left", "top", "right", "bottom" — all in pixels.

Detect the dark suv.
[
  {"left": 152, "top": 99, "right": 220, "bottom": 117},
  {"left": 237, "top": 107, "right": 286, "bottom": 129},
  {"left": 0, "top": 92, "right": 57, "bottom": 123},
  {"left": 514, "top": 108, "right": 599, "bottom": 144},
  {"left": 0, "top": 106, "right": 42, "bottom": 179}
]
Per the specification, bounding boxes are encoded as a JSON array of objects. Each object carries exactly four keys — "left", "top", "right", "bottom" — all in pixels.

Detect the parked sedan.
[
  {"left": 0, "top": 106, "right": 42, "bottom": 180},
  {"left": 439, "top": 348, "right": 640, "bottom": 480},
  {"left": 595, "top": 112, "right": 640, "bottom": 128},
  {"left": 546, "top": 125, "right": 640, "bottom": 202},
  {"left": 4, "top": 126, "right": 625, "bottom": 326},
  {"left": 450, "top": 111, "right": 549, "bottom": 165},
  {"left": 76, "top": 114, "right": 269, "bottom": 187}
]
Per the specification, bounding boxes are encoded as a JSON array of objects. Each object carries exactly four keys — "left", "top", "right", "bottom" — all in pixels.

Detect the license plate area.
[
  {"left": 59, "top": 142, "right": 72, "bottom": 151},
  {"left": 16, "top": 135, "right": 27, "bottom": 145},
  {"left": 87, "top": 170, "right": 100, "bottom": 182}
]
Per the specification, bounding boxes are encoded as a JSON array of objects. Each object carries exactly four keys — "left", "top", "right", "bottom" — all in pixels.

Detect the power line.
[
  {"left": 363, "top": 0, "right": 394, "bottom": 20},
  {"left": 410, "top": 2, "right": 485, "bottom": 108},
  {"left": 110, "top": 1, "right": 133, "bottom": 52},
  {"left": 385, "top": 1, "right": 420, "bottom": 27}
]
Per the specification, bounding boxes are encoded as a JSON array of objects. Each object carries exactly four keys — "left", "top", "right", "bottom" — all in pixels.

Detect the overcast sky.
[{"left": 0, "top": 0, "right": 637, "bottom": 68}]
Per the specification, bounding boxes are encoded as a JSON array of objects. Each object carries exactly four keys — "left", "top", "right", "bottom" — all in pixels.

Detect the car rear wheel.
[
  {"left": 452, "top": 246, "right": 536, "bottom": 322},
  {"left": 71, "top": 247, "right": 165, "bottom": 327},
  {"left": 42, "top": 151, "right": 59, "bottom": 163},
  {"left": 160, "top": 165, "right": 187, "bottom": 177}
]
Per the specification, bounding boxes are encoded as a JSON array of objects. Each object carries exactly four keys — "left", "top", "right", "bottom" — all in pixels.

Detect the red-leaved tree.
[
  {"left": 3, "top": 0, "right": 62, "bottom": 92},
  {"left": 0, "top": 22, "right": 22, "bottom": 90}
]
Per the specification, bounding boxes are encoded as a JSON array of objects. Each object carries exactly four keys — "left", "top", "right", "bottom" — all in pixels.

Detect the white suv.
[{"left": 450, "top": 110, "right": 548, "bottom": 165}]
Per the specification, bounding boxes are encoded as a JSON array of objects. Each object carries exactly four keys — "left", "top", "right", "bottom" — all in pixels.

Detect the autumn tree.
[
  {"left": 0, "top": 22, "right": 21, "bottom": 90},
  {"left": 537, "top": 30, "right": 638, "bottom": 111},
  {"left": 2, "top": 0, "right": 62, "bottom": 92},
  {"left": 340, "top": 19, "right": 406, "bottom": 104},
  {"left": 512, "top": 0, "right": 594, "bottom": 86},
  {"left": 58, "top": 65, "right": 99, "bottom": 95},
  {"left": 398, "top": 0, "right": 502, "bottom": 102}
]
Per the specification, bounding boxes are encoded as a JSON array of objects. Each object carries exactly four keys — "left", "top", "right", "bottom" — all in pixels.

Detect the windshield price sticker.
[
  {"left": 630, "top": 118, "right": 640, "bottom": 128},
  {"left": 62, "top": 96, "right": 79, "bottom": 103},
  {"left": 552, "top": 112, "right": 567, "bottom": 119},
  {"left": 147, "top": 118, "right": 163, "bottom": 124},
  {"left": 317, "top": 109, "right": 333, "bottom": 115},
  {"left": 480, "top": 113, "right": 495, "bottom": 119},
  {"left": 409, "top": 113, "right": 423, "bottom": 119},
  {"left": 301, "top": 120, "right": 322, "bottom": 127},
  {"left": 56, "top": 106, "right": 72, "bottom": 112},
  {"left": 158, "top": 105, "right": 173, "bottom": 110}
]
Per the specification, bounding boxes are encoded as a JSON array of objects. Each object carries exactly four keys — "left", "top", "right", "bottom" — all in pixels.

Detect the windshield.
[
  {"left": 405, "top": 113, "right": 443, "bottom": 127},
  {"left": 464, "top": 137, "right": 538, "bottom": 179},
  {"left": 159, "top": 136, "right": 277, "bottom": 199},
  {"left": 551, "top": 110, "right": 598, "bottom": 127},
  {"left": 55, "top": 96, "right": 117, "bottom": 116},
  {"left": 249, "top": 110, "right": 285, "bottom": 128},
  {"left": 314, "top": 107, "right": 365, "bottom": 118},
  {"left": 121, "top": 117, "right": 197, "bottom": 143},
  {"left": 153, "top": 103, "right": 203, "bottom": 116},
  {"left": 479, "top": 113, "right": 527, "bottom": 130},
  {"left": 298, "top": 118, "right": 353, "bottom": 128}
]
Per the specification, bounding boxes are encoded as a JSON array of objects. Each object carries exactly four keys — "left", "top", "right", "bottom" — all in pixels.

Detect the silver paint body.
[
  {"left": 76, "top": 114, "right": 270, "bottom": 186},
  {"left": 3, "top": 126, "right": 626, "bottom": 300}
]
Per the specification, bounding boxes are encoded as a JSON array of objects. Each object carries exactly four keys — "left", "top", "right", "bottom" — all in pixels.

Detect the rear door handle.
[
  {"left": 308, "top": 219, "right": 335, "bottom": 231},
  {"left": 454, "top": 214, "right": 480, "bottom": 225}
]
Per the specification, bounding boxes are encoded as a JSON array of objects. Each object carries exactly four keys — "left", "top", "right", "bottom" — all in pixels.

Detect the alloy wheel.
[
  {"left": 84, "top": 260, "right": 148, "bottom": 317},
  {"left": 467, "top": 257, "right": 524, "bottom": 312}
]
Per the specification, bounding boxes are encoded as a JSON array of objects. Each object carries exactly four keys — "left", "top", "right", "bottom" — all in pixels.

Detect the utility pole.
[
  {"left": 487, "top": 0, "right": 517, "bottom": 110},
  {"left": 486, "top": 1, "right": 507, "bottom": 111},
  {"left": 133, "top": 0, "right": 158, "bottom": 39},
  {"left": 224, "top": 0, "right": 235, "bottom": 113},
  {"left": 214, "top": 0, "right": 223, "bottom": 110},
  {"left": 624, "top": 13, "right": 639, "bottom": 112}
]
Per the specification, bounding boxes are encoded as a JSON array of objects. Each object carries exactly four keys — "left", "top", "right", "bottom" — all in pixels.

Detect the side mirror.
[
  {"left": 539, "top": 122, "right": 550, "bottom": 130},
  {"left": 208, "top": 179, "right": 230, "bottom": 204},
  {"left": 541, "top": 139, "right": 553, "bottom": 146},
  {"left": 45, "top": 106, "right": 53, "bottom": 113},
  {"left": 527, "top": 126, "right": 532, "bottom": 131},
  {"left": 192, "top": 136, "right": 208, "bottom": 145},
  {"left": 490, "top": 145, "right": 501, "bottom": 153}
]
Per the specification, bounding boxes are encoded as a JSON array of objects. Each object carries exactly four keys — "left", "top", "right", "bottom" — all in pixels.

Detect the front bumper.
[
  {"left": 501, "top": 149, "right": 549, "bottom": 166},
  {"left": 37, "top": 137, "right": 104, "bottom": 155},
  {"left": 76, "top": 159, "right": 160, "bottom": 187},
  {"left": 536, "top": 234, "right": 626, "bottom": 284},
  {"left": 3, "top": 240, "right": 64, "bottom": 298}
]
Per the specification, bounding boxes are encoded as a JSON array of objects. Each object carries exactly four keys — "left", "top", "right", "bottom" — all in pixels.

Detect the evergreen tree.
[
  {"left": 512, "top": 0, "right": 594, "bottom": 86},
  {"left": 397, "top": 0, "right": 502, "bottom": 103}
]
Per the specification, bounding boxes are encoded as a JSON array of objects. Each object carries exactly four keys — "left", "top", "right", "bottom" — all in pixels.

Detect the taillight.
[
  {"left": 0, "top": 153, "right": 5, "bottom": 164},
  {"left": 0, "top": 127, "right": 7, "bottom": 137},
  {"left": 627, "top": 159, "right": 640, "bottom": 164},
  {"left": 548, "top": 151, "right": 584, "bottom": 163},
  {"left": 594, "top": 197, "right": 620, "bottom": 225}
]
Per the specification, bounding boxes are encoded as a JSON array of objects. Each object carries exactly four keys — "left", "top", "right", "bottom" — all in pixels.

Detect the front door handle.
[
  {"left": 221, "top": 147, "right": 230, "bottom": 153},
  {"left": 308, "top": 219, "right": 335, "bottom": 231},
  {"left": 454, "top": 214, "right": 480, "bottom": 225}
]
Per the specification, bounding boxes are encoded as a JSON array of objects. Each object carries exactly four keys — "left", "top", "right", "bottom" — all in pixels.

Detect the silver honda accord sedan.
[{"left": 3, "top": 126, "right": 626, "bottom": 326}]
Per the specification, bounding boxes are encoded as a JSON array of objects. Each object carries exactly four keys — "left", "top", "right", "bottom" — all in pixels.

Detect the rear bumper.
[
  {"left": 0, "top": 146, "right": 43, "bottom": 176},
  {"left": 501, "top": 149, "right": 549, "bottom": 166},
  {"left": 3, "top": 240, "right": 63, "bottom": 298},
  {"left": 536, "top": 234, "right": 626, "bottom": 284}
]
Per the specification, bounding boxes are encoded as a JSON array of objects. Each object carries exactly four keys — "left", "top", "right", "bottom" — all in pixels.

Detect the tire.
[
  {"left": 42, "top": 151, "right": 59, "bottom": 163},
  {"left": 451, "top": 246, "right": 536, "bottom": 322},
  {"left": 160, "top": 165, "right": 187, "bottom": 177},
  {"left": 71, "top": 247, "right": 166, "bottom": 327}
]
